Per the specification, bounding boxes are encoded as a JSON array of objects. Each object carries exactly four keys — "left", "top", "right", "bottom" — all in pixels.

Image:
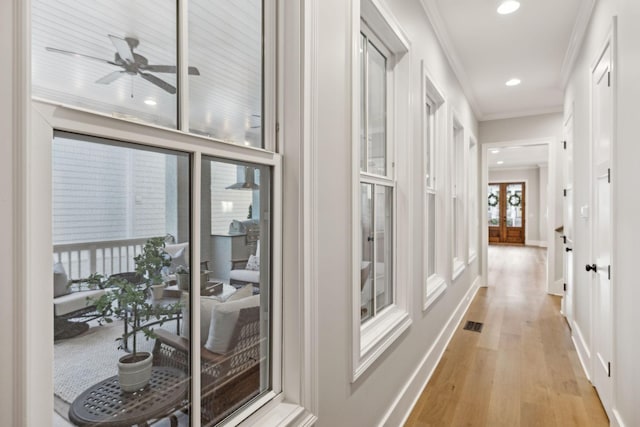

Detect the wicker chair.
[{"left": 152, "top": 305, "right": 262, "bottom": 425}]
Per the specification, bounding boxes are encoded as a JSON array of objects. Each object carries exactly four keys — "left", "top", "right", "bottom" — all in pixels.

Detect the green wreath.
[
  {"left": 488, "top": 193, "right": 498, "bottom": 207},
  {"left": 508, "top": 194, "right": 521, "bottom": 207}
]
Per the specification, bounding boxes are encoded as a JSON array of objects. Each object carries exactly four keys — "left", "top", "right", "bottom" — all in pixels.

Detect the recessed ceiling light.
[
  {"left": 491, "top": 149, "right": 501, "bottom": 154},
  {"left": 497, "top": 0, "right": 520, "bottom": 15},
  {"left": 144, "top": 98, "right": 157, "bottom": 106},
  {"left": 497, "top": 161, "right": 505, "bottom": 165},
  {"left": 505, "top": 78, "right": 521, "bottom": 87}
]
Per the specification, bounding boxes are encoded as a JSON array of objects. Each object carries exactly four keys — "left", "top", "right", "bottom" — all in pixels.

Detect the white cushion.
[
  {"left": 180, "top": 292, "right": 220, "bottom": 345},
  {"left": 246, "top": 255, "right": 260, "bottom": 271},
  {"left": 164, "top": 242, "right": 190, "bottom": 272},
  {"left": 53, "top": 262, "right": 69, "bottom": 297},
  {"left": 229, "top": 269, "right": 260, "bottom": 284},
  {"left": 54, "top": 289, "right": 105, "bottom": 316},
  {"left": 205, "top": 294, "right": 260, "bottom": 354}
]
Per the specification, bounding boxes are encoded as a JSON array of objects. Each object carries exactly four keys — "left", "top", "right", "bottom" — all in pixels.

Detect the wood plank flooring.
[{"left": 405, "top": 245, "right": 608, "bottom": 427}]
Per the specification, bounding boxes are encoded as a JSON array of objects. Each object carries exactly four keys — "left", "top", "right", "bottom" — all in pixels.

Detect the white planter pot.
[
  {"left": 118, "top": 352, "right": 153, "bottom": 392},
  {"left": 150, "top": 284, "right": 165, "bottom": 300},
  {"left": 176, "top": 273, "right": 189, "bottom": 290}
]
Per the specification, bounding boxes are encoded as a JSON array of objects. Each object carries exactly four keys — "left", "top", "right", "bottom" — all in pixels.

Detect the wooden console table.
[{"left": 68, "top": 367, "right": 188, "bottom": 427}]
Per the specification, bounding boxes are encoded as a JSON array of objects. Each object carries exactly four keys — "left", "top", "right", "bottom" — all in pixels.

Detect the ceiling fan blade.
[
  {"left": 46, "top": 47, "right": 117, "bottom": 65},
  {"left": 145, "top": 65, "right": 201, "bottom": 76},
  {"left": 139, "top": 72, "right": 177, "bottom": 94},
  {"left": 108, "top": 35, "right": 135, "bottom": 63},
  {"left": 96, "top": 71, "right": 126, "bottom": 84}
]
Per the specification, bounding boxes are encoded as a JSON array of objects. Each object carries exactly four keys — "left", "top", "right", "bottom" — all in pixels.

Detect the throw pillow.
[
  {"left": 53, "top": 262, "right": 69, "bottom": 297},
  {"left": 167, "top": 247, "right": 187, "bottom": 274},
  {"left": 205, "top": 294, "right": 260, "bottom": 354},
  {"left": 180, "top": 292, "right": 220, "bottom": 345},
  {"left": 246, "top": 254, "right": 260, "bottom": 271},
  {"left": 227, "top": 284, "right": 253, "bottom": 301}
]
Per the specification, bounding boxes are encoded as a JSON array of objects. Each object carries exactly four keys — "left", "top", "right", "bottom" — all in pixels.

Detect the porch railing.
[{"left": 53, "top": 238, "right": 148, "bottom": 280}]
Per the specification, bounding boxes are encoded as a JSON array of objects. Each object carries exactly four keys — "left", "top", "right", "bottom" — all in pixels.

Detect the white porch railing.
[{"left": 53, "top": 238, "right": 149, "bottom": 280}]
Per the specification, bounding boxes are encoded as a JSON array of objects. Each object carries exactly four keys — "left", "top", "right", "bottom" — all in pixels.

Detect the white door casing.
[
  {"left": 563, "top": 112, "right": 575, "bottom": 328},
  {"left": 590, "top": 33, "right": 614, "bottom": 418}
]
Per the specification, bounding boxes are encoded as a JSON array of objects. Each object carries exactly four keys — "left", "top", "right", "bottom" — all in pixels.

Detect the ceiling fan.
[{"left": 46, "top": 34, "right": 200, "bottom": 95}]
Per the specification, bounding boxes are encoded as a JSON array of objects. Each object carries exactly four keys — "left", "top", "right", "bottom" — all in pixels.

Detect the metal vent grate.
[{"left": 463, "top": 320, "right": 483, "bottom": 333}]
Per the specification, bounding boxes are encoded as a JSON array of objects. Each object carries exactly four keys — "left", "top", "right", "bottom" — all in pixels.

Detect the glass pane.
[
  {"left": 202, "top": 157, "right": 271, "bottom": 423},
  {"left": 360, "top": 183, "right": 374, "bottom": 322},
  {"left": 360, "top": 33, "right": 367, "bottom": 172},
  {"left": 506, "top": 184, "right": 523, "bottom": 227},
  {"left": 487, "top": 184, "right": 500, "bottom": 226},
  {"left": 375, "top": 185, "right": 393, "bottom": 311},
  {"left": 452, "top": 198, "right": 458, "bottom": 258},
  {"left": 53, "top": 133, "right": 190, "bottom": 425},
  {"left": 427, "top": 193, "right": 436, "bottom": 278},
  {"left": 367, "top": 41, "right": 387, "bottom": 176},
  {"left": 33, "top": 0, "right": 178, "bottom": 128},
  {"left": 425, "top": 102, "right": 433, "bottom": 188},
  {"left": 189, "top": 0, "right": 263, "bottom": 147}
]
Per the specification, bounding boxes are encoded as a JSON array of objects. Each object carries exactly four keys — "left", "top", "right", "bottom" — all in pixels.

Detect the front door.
[
  {"left": 590, "top": 38, "right": 613, "bottom": 417},
  {"left": 488, "top": 182, "right": 525, "bottom": 244}
]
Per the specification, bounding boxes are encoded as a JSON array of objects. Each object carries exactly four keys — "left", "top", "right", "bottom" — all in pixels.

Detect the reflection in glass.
[
  {"left": 376, "top": 185, "right": 393, "bottom": 311},
  {"left": 361, "top": 183, "right": 374, "bottom": 322},
  {"left": 52, "top": 133, "right": 190, "bottom": 425},
  {"left": 487, "top": 184, "right": 500, "bottom": 226},
  {"left": 506, "top": 183, "right": 523, "bottom": 227},
  {"left": 425, "top": 102, "right": 433, "bottom": 188},
  {"left": 360, "top": 34, "right": 367, "bottom": 172},
  {"left": 427, "top": 193, "right": 436, "bottom": 278},
  {"left": 199, "top": 157, "right": 271, "bottom": 424},
  {"left": 189, "top": 0, "right": 263, "bottom": 147},
  {"left": 367, "top": 42, "right": 387, "bottom": 176},
  {"left": 33, "top": 0, "right": 178, "bottom": 128}
]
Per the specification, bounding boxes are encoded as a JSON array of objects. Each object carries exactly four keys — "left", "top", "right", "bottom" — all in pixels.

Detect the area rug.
[{"left": 54, "top": 318, "right": 179, "bottom": 404}]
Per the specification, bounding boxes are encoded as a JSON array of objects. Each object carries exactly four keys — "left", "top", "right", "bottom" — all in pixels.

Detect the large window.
[
  {"left": 451, "top": 116, "right": 465, "bottom": 279},
  {"left": 468, "top": 137, "right": 478, "bottom": 262},
  {"left": 422, "top": 63, "right": 447, "bottom": 310},
  {"left": 359, "top": 27, "right": 394, "bottom": 323}
]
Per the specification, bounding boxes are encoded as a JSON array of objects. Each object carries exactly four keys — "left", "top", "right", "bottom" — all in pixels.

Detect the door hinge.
[
  {"left": 562, "top": 235, "right": 567, "bottom": 244},
  {"left": 608, "top": 265, "right": 611, "bottom": 280},
  {"left": 563, "top": 283, "right": 567, "bottom": 292},
  {"left": 563, "top": 189, "right": 567, "bottom": 197},
  {"left": 608, "top": 362, "right": 611, "bottom": 377},
  {"left": 563, "top": 140, "right": 567, "bottom": 150},
  {"left": 608, "top": 168, "right": 611, "bottom": 183},
  {"left": 608, "top": 71, "right": 611, "bottom": 87}
]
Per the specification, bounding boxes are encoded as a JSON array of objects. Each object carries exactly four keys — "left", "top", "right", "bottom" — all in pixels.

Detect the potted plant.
[
  {"left": 175, "top": 265, "right": 190, "bottom": 291},
  {"left": 93, "top": 237, "right": 180, "bottom": 392}
]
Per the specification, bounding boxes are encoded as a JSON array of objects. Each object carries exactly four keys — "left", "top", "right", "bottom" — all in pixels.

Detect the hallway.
[{"left": 405, "top": 246, "right": 608, "bottom": 426}]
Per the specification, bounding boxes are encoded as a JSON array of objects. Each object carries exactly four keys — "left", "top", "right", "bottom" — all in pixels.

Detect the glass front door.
[{"left": 488, "top": 182, "right": 525, "bottom": 244}]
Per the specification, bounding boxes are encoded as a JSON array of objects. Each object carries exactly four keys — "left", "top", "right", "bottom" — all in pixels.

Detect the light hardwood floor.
[{"left": 405, "top": 245, "right": 608, "bottom": 427}]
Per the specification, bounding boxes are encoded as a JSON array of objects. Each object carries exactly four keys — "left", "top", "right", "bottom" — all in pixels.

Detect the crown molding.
[
  {"left": 560, "top": 0, "right": 597, "bottom": 87},
  {"left": 419, "top": 0, "right": 483, "bottom": 121},
  {"left": 481, "top": 105, "right": 564, "bottom": 122}
]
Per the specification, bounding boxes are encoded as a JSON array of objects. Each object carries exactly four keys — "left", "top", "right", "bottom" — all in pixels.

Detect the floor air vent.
[{"left": 463, "top": 321, "right": 483, "bottom": 333}]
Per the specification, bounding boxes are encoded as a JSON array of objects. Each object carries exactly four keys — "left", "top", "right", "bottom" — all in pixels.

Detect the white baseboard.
[
  {"left": 612, "top": 409, "right": 625, "bottom": 427},
  {"left": 571, "top": 320, "right": 591, "bottom": 381},
  {"left": 526, "top": 240, "right": 548, "bottom": 248},
  {"left": 380, "top": 276, "right": 481, "bottom": 427}
]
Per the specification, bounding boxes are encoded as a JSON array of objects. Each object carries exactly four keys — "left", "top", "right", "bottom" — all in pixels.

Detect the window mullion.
[
  {"left": 190, "top": 150, "right": 202, "bottom": 425},
  {"left": 372, "top": 184, "right": 377, "bottom": 317},
  {"left": 177, "top": 0, "right": 189, "bottom": 131}
]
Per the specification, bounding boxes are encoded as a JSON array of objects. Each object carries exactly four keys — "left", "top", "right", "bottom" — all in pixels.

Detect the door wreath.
[
  {"left": 488, "top": 194, "right": 498, "bottom": 207},
  {"left": 508, "top": 194, "right": 521, "bottom": 207}
]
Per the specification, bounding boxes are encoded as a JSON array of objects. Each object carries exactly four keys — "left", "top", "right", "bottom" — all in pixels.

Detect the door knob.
[
  {"left": 585, "top": 264, "right": 597, "bottom": 272},
  {"left": 565, "top": 247, "right": 573, "bottom": 252}
]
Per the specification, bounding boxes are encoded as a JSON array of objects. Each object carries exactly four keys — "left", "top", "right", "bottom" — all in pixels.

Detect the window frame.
[
  {"left": 468, "top": 136, "right": 478, "bottom": 264},
  {"left": 351, "top": 0, "right": 411, "bottom": 383},
  {"left": 451, "top": 112, "right": 466, "bottom": 281},
  {"left": 421, "top": 61, "right": 447, "bottom": 311}
]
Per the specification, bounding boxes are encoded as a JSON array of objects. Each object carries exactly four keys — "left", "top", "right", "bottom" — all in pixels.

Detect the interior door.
[
  {"left": 487, "top": 182, "right": 526, "bottom": 244},
  {"left": 563, "top": 114, "right": 575, "bottom": 327},
  {"left": 589, "top": 40, "right": 613, "bottom": 417}
]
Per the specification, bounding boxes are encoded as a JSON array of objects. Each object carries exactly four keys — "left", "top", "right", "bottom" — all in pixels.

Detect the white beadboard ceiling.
[
  {"left": 424, "top": 0, "right": 592, "bottom": 121},
  {"left": 32, "top": 0, "right": 262, "bottom": 145},
  {"left": 488, "top": 144, "right": 549, "bottom": 170}
]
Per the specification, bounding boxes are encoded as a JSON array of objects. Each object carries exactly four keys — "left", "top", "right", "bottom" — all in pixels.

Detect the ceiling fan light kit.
[{"left": 46, "top": 34, "right": 200, "bottom": 96}]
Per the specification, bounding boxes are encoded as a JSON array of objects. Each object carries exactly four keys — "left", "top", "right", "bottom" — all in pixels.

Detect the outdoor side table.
[{"left": 68, "top": 366, "right": 188, "bottom": 427}]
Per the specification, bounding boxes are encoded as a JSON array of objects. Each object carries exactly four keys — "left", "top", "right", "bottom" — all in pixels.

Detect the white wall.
[
  {"left": 479, "top": 113, "right": 563, "bottom": 143},
  {"left": 564, "top": 0, "right": 640, "bottom": 425},
  {"left": 0, "top": 0, "right": 16, "bottom": 424},
  {"left": 314, "top": 0, "right": 480, "bottom": 425},
  {"left": 488, "top": 167, "right": 541, "bottom": 243}
]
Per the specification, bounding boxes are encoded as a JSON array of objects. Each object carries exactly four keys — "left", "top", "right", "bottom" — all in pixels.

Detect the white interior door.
[
  {"left": 590, "top": 41, "right": 613, "bottom": 417},
  {"left": 563, "top": 114, "right": 574, "bottom": 327}
]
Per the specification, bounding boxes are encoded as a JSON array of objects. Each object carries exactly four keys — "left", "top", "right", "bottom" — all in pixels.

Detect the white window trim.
[
  {"left": 468, "top": 135, "right": 478, "bottom": 265},
  {"left": 351, "top": 0, "right": 411, "bottom": 382},
  {"left": 421, "top": 61, "right": 448, "bottom": 311},
  {"left": 451, "top": 110, "right": 466, "bottom": 282}
]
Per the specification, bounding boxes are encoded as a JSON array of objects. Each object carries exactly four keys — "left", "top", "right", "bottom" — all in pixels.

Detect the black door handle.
[
  {"left": 367, "top": 236, "right": 374, "bottom": 242},
  {"left": 565, "top": 247, "right": 573, "bottom": 252},
  {"left": 585, "top": 264, "right": 597, "bottom": 272}
]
